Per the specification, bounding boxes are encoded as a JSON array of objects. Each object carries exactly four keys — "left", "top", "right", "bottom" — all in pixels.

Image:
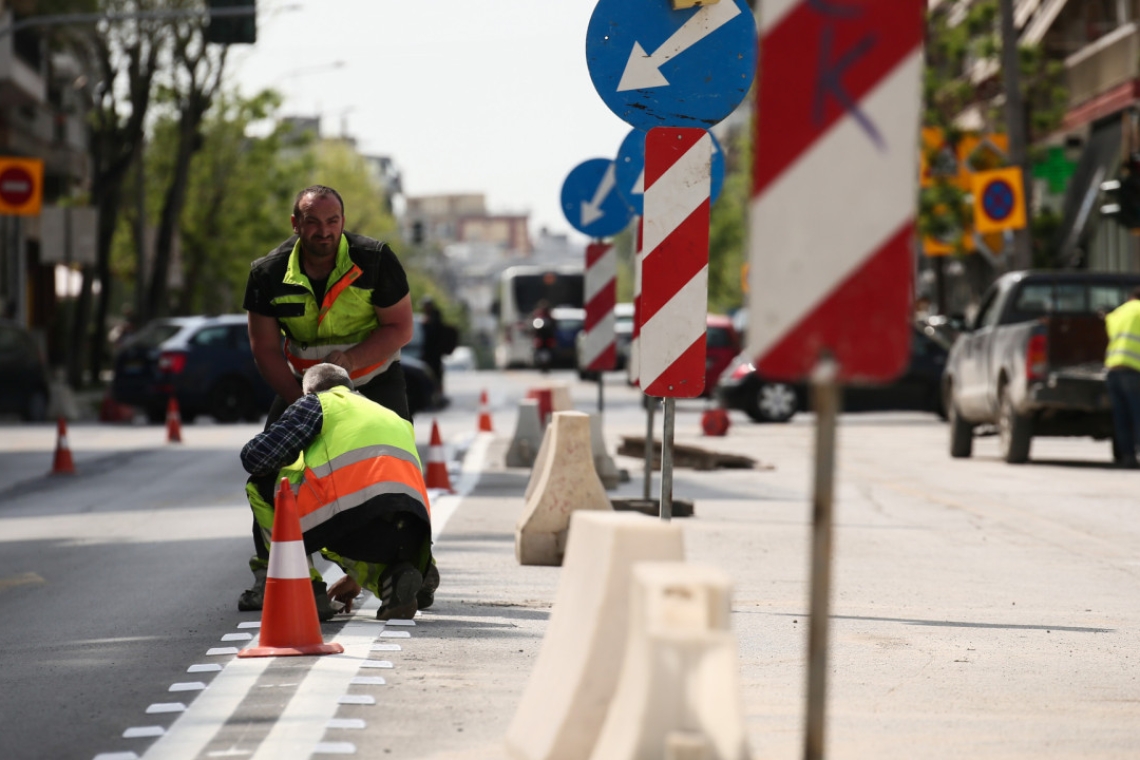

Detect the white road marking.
[
  {"left": 220, "top": 633, "right": 252, "bottom": 641},
  {"left": 359, "top": 660, "right": 392, "bottom": 669},
  {"left": 206, "top": 647, "right": 239, "bottom": 656},
  {"left": 335, "top": 695, "right": 374, "bottom": 706},
  {"left": 326, "top": 719, "right": 365, "bottom": 730},
  {"left": 145, "top": 703, "right": 186, "bottom": 714},
  {"left": 187, "top": 664, "right": 222, "bottom": 673},
  {"left": 168, "top": 682, "right": 206, "bottom": 692},
  {"left": 377, "top": 630, "right": 409, "bottom": 638},
  {"left": 370, "top": 643, "right": 401, "bottom": 652},
  {"left": 123, "top": 727, "right": 165, "bottom": 739},
  {"left": 348, "top": 676, "right": 385, "bottom": 686},
  {"left": 312, "top": 743, "right": 356, "bottom": 755},
  {"left": 236, "top": 621, "right": 260, "bottom": 629}
]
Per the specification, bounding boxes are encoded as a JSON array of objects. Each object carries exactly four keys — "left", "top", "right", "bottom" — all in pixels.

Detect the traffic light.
[{"left": 205, "top": 0, "right": 256, "bottom": 45}]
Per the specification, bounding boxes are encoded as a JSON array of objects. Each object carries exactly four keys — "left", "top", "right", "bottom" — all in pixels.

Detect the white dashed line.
[
  {"left": 369, "top": 643, "right": 401, "bottom": 652},
  {"left": 312, "top": 742, "right": 356, "bottom": 755},
  {"left": 358, "top": 660, "right": 392, "bottom": 669},
  {"left": 326, "top": 718, "right": 365, "bottom": 730},
  {"left": 123, "top": 726, "right": 165, "bottom": 739},
  {"left": 205, "top": 647, "right": 239, "bottom": 656},
  {"left": 187, "top": 664, "right": 222, "bottom": 673},
  {"left": 348, "top": 676, "right": 385, "bottom": 686},
  {"left": 169, "top": 682, "right": 206, "bottom": 693},
  {"left": 220, "top": 633, "right": 252, "bottom": 642},
  {"left": 145, "top": 703, "right": 187, "bottom": 714}
]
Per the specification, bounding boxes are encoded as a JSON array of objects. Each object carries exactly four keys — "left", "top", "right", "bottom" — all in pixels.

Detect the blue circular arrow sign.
[
  {"left": 586, "top": 0, "right": 757, "bottom": 130},
  {"left": 614, "top": 128, "right": 726, "bottom": 215},
  {"left": 561, "top": 158, "right": 634, "bottom": 237}
]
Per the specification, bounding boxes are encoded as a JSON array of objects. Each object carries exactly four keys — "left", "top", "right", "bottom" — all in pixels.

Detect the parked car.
[
  {"left": 716, "top": 323, "right": 950, "bottom": 422},
  {"left": 943, "top": 270, "right": 1140, "bottom": 464},
  {"left": 543, "top": 306, "right": 585, "bottom": 369},
  {"left": 0, "top": 319, "right": 49, "bottom": 421},
  {"left": 400, "top": 317, "right": 445, "bottom": 416},
  {"left": 704, "top": 314, "right": 741, "bottom": 397},
  {"left": 112, "top": 315, "right": 275, "bottom": 424}
]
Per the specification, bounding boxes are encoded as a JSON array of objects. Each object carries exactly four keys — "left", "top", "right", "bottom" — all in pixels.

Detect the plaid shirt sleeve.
[{"left": 240, "top": 394, "right": 325, "bottom": 476}]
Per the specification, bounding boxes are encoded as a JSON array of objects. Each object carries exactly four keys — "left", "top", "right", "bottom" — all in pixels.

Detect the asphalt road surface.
[{"left": 0, "top": 369, "right": 1137, "bottom": 759}]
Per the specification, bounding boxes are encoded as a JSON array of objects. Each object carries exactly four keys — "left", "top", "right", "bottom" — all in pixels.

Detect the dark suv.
[
  {"left": 112, "top": 315, "right": 274, "bottom": 424},
  {"left": 0, "top": 319, "right": 49, "bottom": 421}
]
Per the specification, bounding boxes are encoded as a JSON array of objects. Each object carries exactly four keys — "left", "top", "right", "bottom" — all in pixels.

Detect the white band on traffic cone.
[{"left": 267, "top": 539, "right": 310, "bottom": 580}]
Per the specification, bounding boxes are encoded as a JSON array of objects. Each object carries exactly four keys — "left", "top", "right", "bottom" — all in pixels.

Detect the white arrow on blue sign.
[
  {"left": 614, "top": 128, "right": 726, "bottom": 216},
  {"left": 586, "top": 0, "right": 757, "bottom": 131},
  {"left": 560, "top": 158, "right": 634, "bottom": 238}
]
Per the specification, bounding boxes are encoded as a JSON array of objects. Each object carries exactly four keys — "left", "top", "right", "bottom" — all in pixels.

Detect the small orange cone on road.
[
  {"left": 425, "top": 419, "right": 453, "bottom": 493},
  {"left": 50, "top": 417, "right": 76, "bottom": 475},
  {"left": 239, "top": 477, "right": 344, "bottom": 658},
  {"left": 477, "top": 389, "right": 493, "bottom": 433},
  {"left": 165, "top": 396, "right": 183, "bottom": 443}
]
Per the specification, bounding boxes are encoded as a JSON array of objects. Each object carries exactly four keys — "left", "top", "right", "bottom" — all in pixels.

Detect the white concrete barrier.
[
  {"left": 589, "top": 413, "right": 621, "bottom": 490},
  {"left": 589, "top": 563, "right": 750, "bottom": 760},
  {"left": 505, "top": 512, "right": 685, "bottom": 760},
  {"left": 550, "top": 384, "right": 573, "bottom": 415},
  {"left": 515, "top": 411, "right": 611, "bottom": 566},
  {"left": 507, "top": 398, "right": 544, "bottom": 468}
]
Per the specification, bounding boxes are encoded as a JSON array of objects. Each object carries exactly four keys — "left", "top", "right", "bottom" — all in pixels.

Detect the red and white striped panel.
[
  {"left": 747, "top": 0, "right": 923, "bottom": 382},
  {"left": 629, "top": 217, "right": 642, "bottom": 386},
  {"left": 641, "top": 128, "right": 711, "bottom": 398},
  {"left": 581, "top": 241, "right": 617, "bottom": 372}
]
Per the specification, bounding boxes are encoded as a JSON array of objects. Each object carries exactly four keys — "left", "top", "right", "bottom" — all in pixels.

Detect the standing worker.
[
  {"left": 418, "top": 295, "right": 457, "bottom": 404},
  {"left": 1105, "top": 286, "right": 1140, "bottom": 469},
  {"left": 241, "top": 364, "right": 437, "bottom": 621},
  {"left": 239, "top": 185, "right": 423, "bottom": 611}
]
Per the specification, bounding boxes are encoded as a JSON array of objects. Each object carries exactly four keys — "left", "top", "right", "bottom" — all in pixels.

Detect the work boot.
[
  {"left": 237, "top": 567, "right": 267, "bottom": 612},
  {"left": 377, "top": 562, "right": 422, "bottom": 621},
  {"left": 416, "top": 561, "right": 440, "bottom": 610}
]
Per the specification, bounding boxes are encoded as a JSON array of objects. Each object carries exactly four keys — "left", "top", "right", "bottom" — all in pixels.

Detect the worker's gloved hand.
[{"left": 328, "top": 574, "right": 362, "bottom": 614}]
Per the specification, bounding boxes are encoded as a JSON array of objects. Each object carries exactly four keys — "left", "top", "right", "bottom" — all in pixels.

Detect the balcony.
[
  {"left": 1066, "top": 22, "right": 1140, "bottom": 110},
  {"left": 0, "top": 14, "right": 45, "bottom": 108}
]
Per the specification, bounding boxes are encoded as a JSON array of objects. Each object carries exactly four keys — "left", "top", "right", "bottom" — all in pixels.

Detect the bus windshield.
[{"left": 512, "top": 273, "right": 584, "bottom": 315}]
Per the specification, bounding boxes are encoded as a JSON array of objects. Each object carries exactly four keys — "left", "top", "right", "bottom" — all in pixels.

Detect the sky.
[{"left": 226, "top": 0, "right": 638, "bottom": 246}]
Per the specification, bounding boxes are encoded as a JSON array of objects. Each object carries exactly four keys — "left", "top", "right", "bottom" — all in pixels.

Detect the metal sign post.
[{"left": 804, "top": 354, "right": 839, "bottom": 760}]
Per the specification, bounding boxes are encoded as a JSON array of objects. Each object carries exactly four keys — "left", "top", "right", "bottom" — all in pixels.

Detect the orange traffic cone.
[
  {"left": 50, "top": 417, "right": 76, "bottom": 475},
  {"left": 477, "top": 389, "right": 493, "bottom": 433},
  {"left": 239, "top": 477, "right": 344, "bottom": 658},
  {"left": 425, "top": 419, "right": 453, "bottom": 493},
  {"left": 165, "top": 396, "right": 182, "bottom": 443}
]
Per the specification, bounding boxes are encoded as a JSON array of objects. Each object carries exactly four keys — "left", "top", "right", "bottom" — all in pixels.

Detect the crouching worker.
[{"left": 239, "top": 363, "right": 439, "bottom": 621}]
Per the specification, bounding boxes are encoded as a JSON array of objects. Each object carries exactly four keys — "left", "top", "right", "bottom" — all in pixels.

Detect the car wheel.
[
  {"left": 998, "top": 385, "right": 1032, "bottom": 464},
  {"left": 209, "top": 378, "right": 253, "bottom": 423},
  {"left": 22, "top": 389, "right": 48, "bottom": 422},
  {"left": 948, "top": 401, "right": 973, "bottom": 458},
  {"left": 748, "top": 382, "right": 797, "bottom": 423}
]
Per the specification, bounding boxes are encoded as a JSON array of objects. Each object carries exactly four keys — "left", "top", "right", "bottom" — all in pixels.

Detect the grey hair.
[{"left": 302, "top": 363, "right": 354, "bottom": 395}]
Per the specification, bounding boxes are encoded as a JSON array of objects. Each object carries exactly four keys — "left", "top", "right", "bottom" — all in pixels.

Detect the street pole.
[{"left": 1000, "top": 0, "right": 1033, "bottom": 271}]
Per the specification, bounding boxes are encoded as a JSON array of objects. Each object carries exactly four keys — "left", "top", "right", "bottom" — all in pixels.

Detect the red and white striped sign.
[
  {"left": 747, "top": 0, "right": 923, "bottom": 382},
  {"left": 640, "top": 127, "right": 711, "bottom": 398},
  {"left": 629, "top": 218, "right": 642, "bottom": 386},
  {"left": 580, "top": 241, "right": 617, "bottom": 372}
]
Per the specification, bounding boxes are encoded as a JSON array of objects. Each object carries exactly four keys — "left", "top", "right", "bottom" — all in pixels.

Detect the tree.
[
  {"left": 68, "top": 0, "right": 165, "bottom": 386},
  {"left": 143, "top": 1, "right": 228, "bottom": 322}
]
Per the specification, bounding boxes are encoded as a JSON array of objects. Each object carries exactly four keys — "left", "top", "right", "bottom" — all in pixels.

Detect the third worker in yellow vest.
[{"left": 1104, "top": 287, "right": 1140, "bottom": 469}]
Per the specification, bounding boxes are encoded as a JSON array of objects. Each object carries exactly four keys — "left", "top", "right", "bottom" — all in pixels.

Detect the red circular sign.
[{"left": 0, "top": 166, "right": 35, "bottom": 207}]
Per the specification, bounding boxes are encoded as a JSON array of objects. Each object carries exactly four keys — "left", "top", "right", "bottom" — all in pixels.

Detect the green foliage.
[{"left": 708, "top": 126, "right": 750, "bottom": 315}]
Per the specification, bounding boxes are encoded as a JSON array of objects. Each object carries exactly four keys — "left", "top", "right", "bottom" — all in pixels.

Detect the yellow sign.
[
  {"left": 972, "top": 168, "right": 1027, "bottom": 234},
  {"left": 0, "top": 157, "right": 43, "bottom": 216}
]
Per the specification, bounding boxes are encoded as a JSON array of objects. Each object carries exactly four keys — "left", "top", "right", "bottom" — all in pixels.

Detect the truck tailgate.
[{"left": 1047, "top": 315, "right": 1106, "bottom": 368}]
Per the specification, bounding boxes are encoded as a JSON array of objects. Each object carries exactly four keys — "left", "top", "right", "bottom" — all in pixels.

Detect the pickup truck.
[{"left": 943, "top": 270, "right": 1140, "bottom": 464}]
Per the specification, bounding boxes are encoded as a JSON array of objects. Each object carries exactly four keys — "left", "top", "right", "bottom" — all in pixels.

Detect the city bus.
[{"left": 492, "top": 264, "right": 584, "bottom": 369}]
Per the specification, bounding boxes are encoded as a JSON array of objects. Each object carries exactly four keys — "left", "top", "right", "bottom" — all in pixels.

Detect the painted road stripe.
[
  {"left": 383, "top": 618, "right": 415, "bottom": 626},
  {"left": 123, "top": 726, "right": 165, "bottom": 739},
  {"left": 220, "top": 633, "right": 252, "bottom": 641},
  {"left": 370, "top": 643, "right": 401, "bottom": 652},
  {"left": 187, "top": 664, "right": 222, "bottom": 673},
  {"left": 169, "top": 682, "right": 206, "bottom": 693},
  {"left": 312, "top": 743, "right": 356, "bottom": 755},
  {"left": 94, "top": 753, "right": 138, "bottom": 760},
  {"left": 336, "top": 695, "right": 375, "bottom": 706},
  {"left": 326, "top": 719, "right": 366, "bottom": 730},
  {"left": 349, "top": 676, "right": 386, "bottom": 686},
  {"left": 236, "top": 621, "right": 260, "bottom": 629},
  {"left": 377, "top": 630, "right": 410, "bottom": 638},
  {"left": 359, "top": 660, "right": 393, "bottom": 669},
  {"left": 0, "top": 571, "right": 46, "bottom": 590},
  {"left": 145, "top": 703, "right": 186, "bottom": 714},
  {"left": 205, "top": 647, "right": 239, "bottom": 656}
]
